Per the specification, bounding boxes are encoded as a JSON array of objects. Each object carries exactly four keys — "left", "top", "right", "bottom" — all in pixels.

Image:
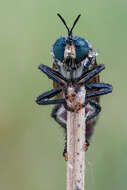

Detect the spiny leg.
[
  {"left": 57, "top": 109, "right": 96, "bottom": 158},
  {"left": 83, "top": 139, "right": 90, "bottom": 151},
  {"left": 35, "top": 88, "right": 65, "bottom": 105},
  {"left": 38, "top": 64, "right": 67, "bottom": 86},
  {"left": 86, "top": 83, "right": 112, "bottom": 98},
  {"left": 84, "top": 118, "right": 96, "bottom": 151},
  {"left": 84, "top": 99, "right": 101, "bottom": 121},
  {"left": 51, "top": 104, "right": 91, "bottom": 159},
  {"left": 51, "top": 105, "right": 68, "bottom": 160},
  {"left": 63, "top": 132, "right": 68, "bottom": 161},
  {"left": 51, "top": 104, "right": 66, "bottom": 129},
  {"left": 82, "top": 99, "right": 101, "bottom": 151},
  {"left": 77, "top": 64, "right": 105, "bottom": 84},
  {"left": 74, "top": 64, "right": 105, "bottom": 94},
  {"left": 81, "top": 82, "right": 110, "bottom": 149},
  {"left": 83, "top": 101, "right": 98, "bottom": 151},
  {"left": 51, "top": 100, "right": 100, "bottom": 158}
]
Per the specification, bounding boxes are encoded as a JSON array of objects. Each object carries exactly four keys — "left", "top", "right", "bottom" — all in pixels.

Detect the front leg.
[
  {"left": 86, "top": 83, "right": 112, "bottom": 98},
  {"left": 38, "top": 64, "right": 67, "bottom": 86},
  {"left": 77, "top": 64, "right": 105, "bottom": 84},
  {"left": 35, "top": 88, "right": 65, "bottom": 105}
]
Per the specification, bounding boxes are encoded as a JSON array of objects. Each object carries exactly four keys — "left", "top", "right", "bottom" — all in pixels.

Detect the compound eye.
[
  {"left": 53, "top": 37, "right": 66, "bottom": 62},
  {"left": 74, "top": 37, "right": 90, "bottom": 63}
]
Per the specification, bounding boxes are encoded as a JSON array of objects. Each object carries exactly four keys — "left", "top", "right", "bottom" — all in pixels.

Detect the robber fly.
[{"left": 35, "top": 14, "right": 112, "bottom": 160}]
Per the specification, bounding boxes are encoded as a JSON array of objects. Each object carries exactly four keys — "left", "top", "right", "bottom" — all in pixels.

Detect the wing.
[
  {"left": 86, "top": 57, "right": 100, "bottom": 103},
  {"left": 85, "top": 57, "right": 100, "bottom": 141}
]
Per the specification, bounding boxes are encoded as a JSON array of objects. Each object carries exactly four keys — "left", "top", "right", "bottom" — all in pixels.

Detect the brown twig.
[{"left": 66, "top": 85, "right": 86, "bottom": 190}]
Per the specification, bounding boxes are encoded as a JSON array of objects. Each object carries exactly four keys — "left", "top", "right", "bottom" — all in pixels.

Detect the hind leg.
[
  {"left": 51, "top": 103, "right": 97, "bottom": 158},
  {"left": 51, "top": 104, "right": 68, "bottom": 160},
  {"left": 51, "top": 104, "right": 67, "bottom": 129},
  {"left": 84, "top": 118, "right": 96, "bottom": 151},
  {"left": 62, "top": 132, "right": 68, "bottom": 161},
  {"left": 84, "top": 102, "right": 97, "bottom": 151}
]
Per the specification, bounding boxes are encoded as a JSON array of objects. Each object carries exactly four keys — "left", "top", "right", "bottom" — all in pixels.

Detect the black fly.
[{"left": 35, "top": 14, "right": 112, "bottom": 160}]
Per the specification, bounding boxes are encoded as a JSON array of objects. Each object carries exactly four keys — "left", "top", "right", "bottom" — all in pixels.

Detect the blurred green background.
[{"left": 0, "top": 0, "right": 126, "bottom": 189}]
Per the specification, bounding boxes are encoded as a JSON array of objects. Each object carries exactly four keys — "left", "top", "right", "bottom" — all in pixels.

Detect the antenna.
[
  {"left": 57, "top": 13, "right": 81, "bottom": 37},
  {"left": 69, "top": 14, "right": 81, "bottom": 36},
  {"left": 57, "top": 13, "right": 70, "bottom": 33}
]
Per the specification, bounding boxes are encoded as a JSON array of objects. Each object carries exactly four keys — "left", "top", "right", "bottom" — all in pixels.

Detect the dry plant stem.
[{"left": 66, "top": 86, "right": 86, "bottom": 190}]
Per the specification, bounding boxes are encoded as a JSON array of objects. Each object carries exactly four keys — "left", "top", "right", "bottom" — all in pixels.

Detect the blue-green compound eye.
[
  {"left": 53, "top": 37, "right": 66, "bottom": 62},
  {"left": 74, "top": 37, "right": 90, "bottom": 63}
]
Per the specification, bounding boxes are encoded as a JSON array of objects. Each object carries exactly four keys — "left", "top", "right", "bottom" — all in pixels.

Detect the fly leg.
[
  {"left": 83, "top": 139, "right": 90, "bottom": 151},
  {"left": 83, "top": 99, "right": 101, "bottom": 121},
  {"left": 51, "top": 105, "right": 68, "bottom": 161},
  {"left": 86, "top": 83, "right": 112, "bottom": 98},
  {"left": 38, "top": 64, "right": 67, "bottom": 86},
  {"left": 77, "top": 64, "right": 105, "bottom": 84},
  {"left": 36, "top": 64, "right": 68, "bottom": 105},
  {"left": 84, "top": 118, "right": 96, "bottom": 151},
  {"left": 82, "top": 99, "right": 101, "bottom": 151},
  {"left": 63, "top": 99, "right": 101, "bottom": 153},
  {"left": 51, "top": 104, "right": 66, "bottom": 129},
  {"left": 63, "top": 132, "right": 68, "bottom": 161},
  {"left": 35, "top": 88, "right": 65, "bottom": 105}
]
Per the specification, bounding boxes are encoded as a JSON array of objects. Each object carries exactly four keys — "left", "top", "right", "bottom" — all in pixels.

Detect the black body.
[{"left": 35, "top": 14, "right": 112, "bottom": 158}]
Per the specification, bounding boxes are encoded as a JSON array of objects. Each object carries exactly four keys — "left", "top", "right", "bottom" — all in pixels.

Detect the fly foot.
[
  {"left": 83, "top": 141, "right": 89, "bottom": 151},
  {"left": 63, "top": 152, "right": 68, "bottom": 161}
]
